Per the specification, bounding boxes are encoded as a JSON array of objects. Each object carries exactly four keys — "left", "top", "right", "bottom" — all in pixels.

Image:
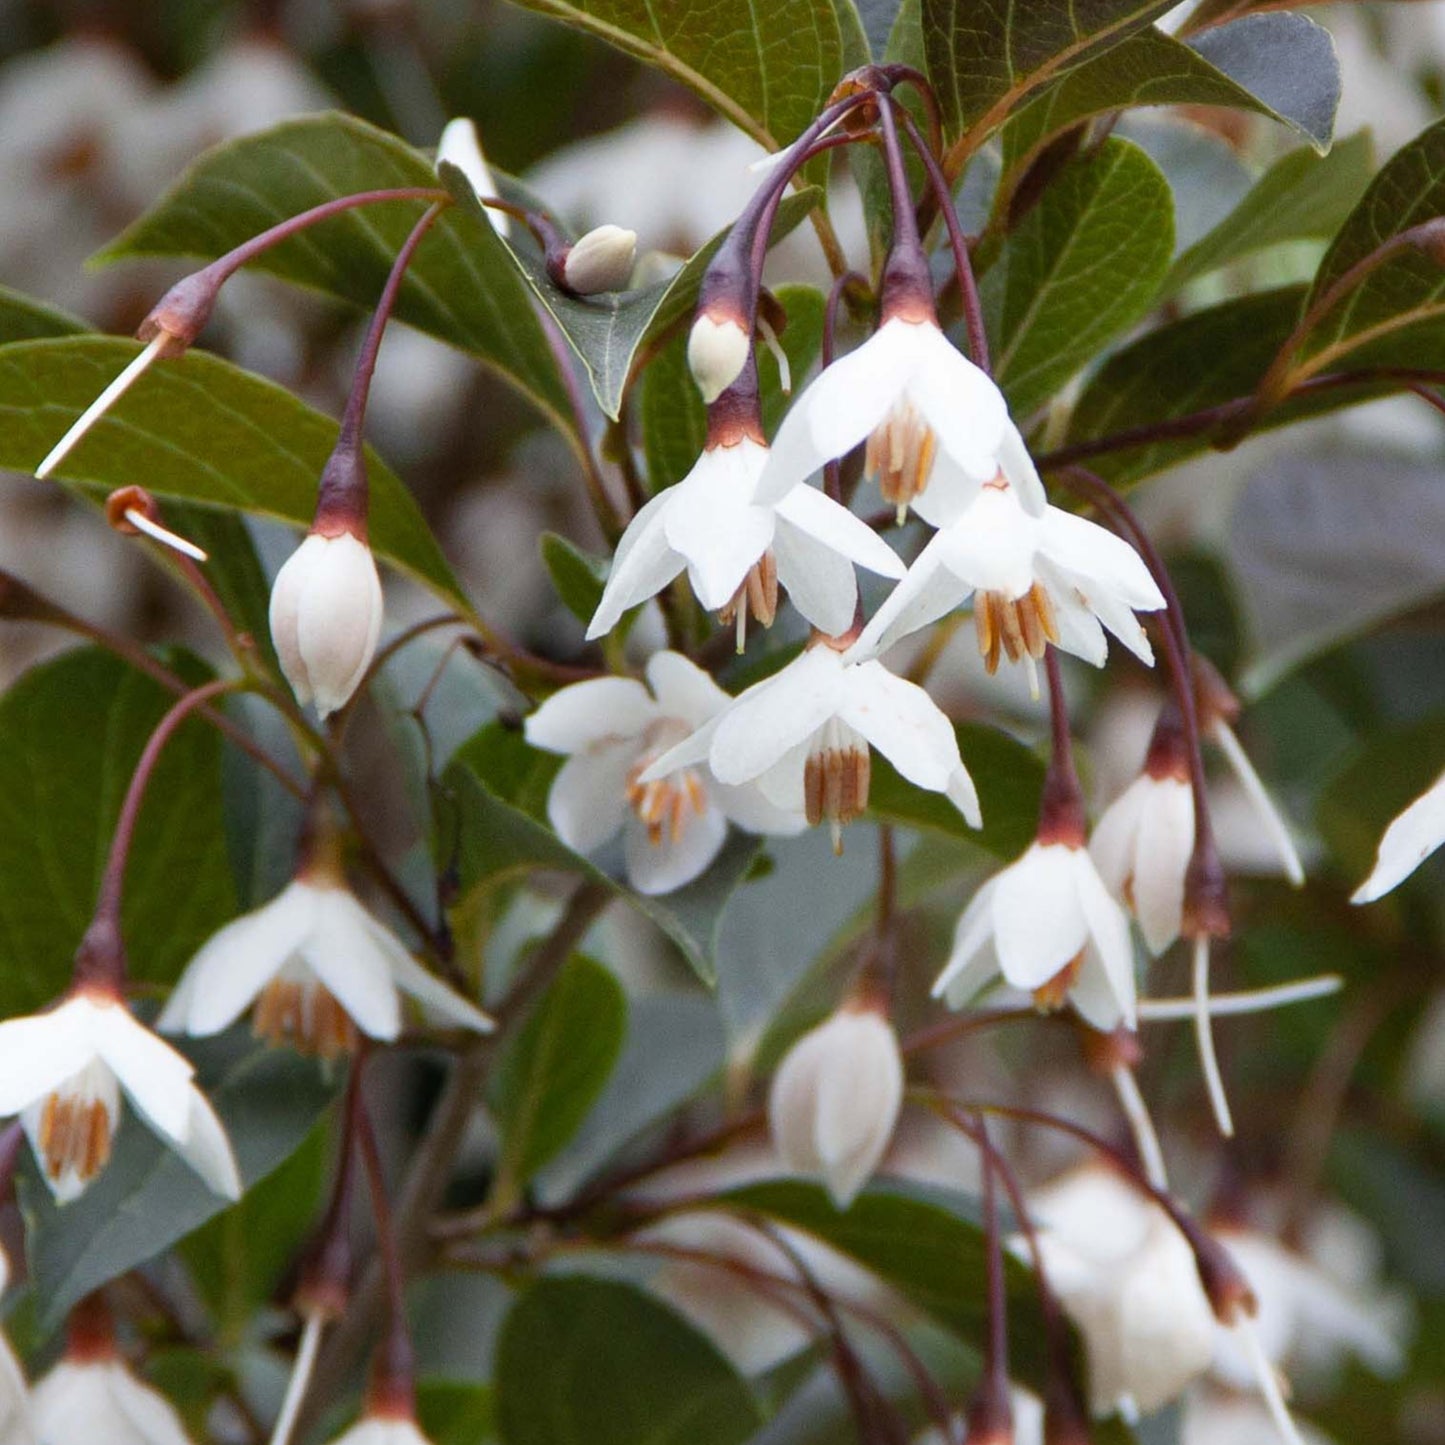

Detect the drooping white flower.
[
  {"left": 0, "top": 1249, "right": 33, "bottom": 1445},
  {"left": 852, "top": 479, "right": 1165, "bottom": 688},
  {"left": 158, "top": 873, "right": 493, "bottom": 1058},
  {"left": 31, "top": 1353, "right": 194, "bottom": 1445},
  {"left": 0, "top": 990, "right": 240, "bottom": 1205},
  {"left": 768, "top": 1005, "right": 904, "bottom": 1208},
  {"left": 1025, "top": 1165, "right": 1216, "bottom": 1420},
  {"left": 586, "top": 435, "right": 904, "bottom": 645},
  {"left": 324, "top": 1413, "right": 433, "bottom": 1445},
  {"left": 435, "top": 117, "right": 509, "bottom": 237},
  {"left": 756, "top": 315, "right": 1041, "bottom": 523},
  {"left": 642, "top": 640, "right": 980, "bottom": 850},
  {"left": 1352, "top": 766, "right": 1445, "bottom": 903},
  {"left": 933, "top": 840, "right": 1137, "bottom": 1032},
  {"left": 524, "top": 651, "right": 805, "bottom": 895},
  {"left": 269, "top": 531, "right": 384, "bottom": 719}
]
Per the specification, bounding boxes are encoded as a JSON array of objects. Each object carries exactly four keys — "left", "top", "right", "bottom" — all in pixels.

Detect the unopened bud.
[
  {"left": 687, "top": 313, "right": 751, "bottom": 404},
  {"left": 553, "top": 224, "right": 637, "bottom": 295},
  {"left": 436, "top": 117, "right": 509, "bottom": 238},
  {"left": 768, "top": 1004, "right": 903, "bottom": 1208},
  {"left": 269, "top": 532, "right": 383, "bottom": 720}
]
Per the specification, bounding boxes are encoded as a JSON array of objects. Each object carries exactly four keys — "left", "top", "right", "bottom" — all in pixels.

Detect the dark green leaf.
[
  {"left": 95, "top": 112, "right": 572, "bottom": 431},
  {"left": 869, "top": 721, "right": 1044, "bottom": 860},
  {"left": 163, "top": 504, "right": 279, "bottom": 669},
  {"left": 0, "top": 337, "right": 469, "bottom": 616},
  {"left": 0, "top": 285, "right": 87, "bottom": 344},
  {"left": 495, "top": 1276, "right": 764, "bottom": 1445},
  {"left": 491, "top": 955, "right": 627, "bottom": 1192},
  {"left": 984, "top": 138, "right": 1174, "bottom": 417},
  {"left": 539, "top": 531, "right": 609, "bottom": 625},
  {"left": 444, "top": 722, "right": 761, "bottom": 984},
  {"left": 0, "top": 648, "right": 235, "bottom": 1014},
  {"left": 922, "top": 0, "right": 1176, "bottom": 168},
  {"left": 1000, "top": 13, "right": 1340, "bottom": 208},
  {"left": 1166, "top": 132, "right": 1375, "bottom": 292},
  {"left": 20, "top": 1029, "right": 337, "bottom": 1331},
  {"left": 418, "top": 1380, "right": 497, "bottom": 1445}
]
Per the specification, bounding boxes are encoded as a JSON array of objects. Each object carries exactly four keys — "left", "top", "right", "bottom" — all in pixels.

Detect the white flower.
[
  {"left": 524, "top": 651, "right": 804, "bottom": 895},
  {"left": 562, "top": 223, "right": 637, "bottom": 294},
  {"left": 768, "top": 1006, "right": 904, "bottom": 1207},
  {"left": 269, "top": 532, "right": 383, "bottom": 719},
  {"left": 158, "top": 878, "right": 492, "bottom": 1057},
  {"left": 324, "top": 1414, "right": 433, "bottom": 1445},
  {"left": 642, "top": 642, "right": 980, "bottom": 850},
  {"left": 852, "top": 480, "right": 1165, "bottom": 685},
  {"left": 933, "top": 841, "right": 1137, "bottom": 1032},
  {"left": 1351, "top": 766, "right": 1445, "bottom": 902},
  {"left": 586, "top": 436, "right": 904, "bottom": 644},
  {"left": 0, "top": 991, "right": 240, "bottom": 1205},
  {"left": 0, "top": 1250, "right": 32, "bottom": 1445},
  {"left": 1026, "top": 1165, "right": 1216, "bottom": 1420},
  {"left": 757, "top": 316, "right": 1040, "bottom": 523},
  {"left": 435, "top": 117, "right": 508, "bottom": 237},
  {"left": 31, "top": 1355, "right": 194, "bottom": 1445},
  {"left": 1090, "top": 771, "right": 1194, "bottom": 956}
]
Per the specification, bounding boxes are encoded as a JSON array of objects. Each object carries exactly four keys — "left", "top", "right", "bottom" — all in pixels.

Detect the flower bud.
[
  {"left": 557, "top": 224, "right": 637, "bottom": 295},
  {"left": 687, "top": 313, "right": 751, "bottom": 404},
  {"left": 768, "top": 1004, "right": 903, "bottom": 1208},
  {"left": 269, "top": 531, "right": 383, "bottom": 719}
]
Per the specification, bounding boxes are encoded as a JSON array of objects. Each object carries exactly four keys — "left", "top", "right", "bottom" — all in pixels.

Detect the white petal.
[
  {"left": 991, "top": 845, "right": 1090, "bottom": 990},
  {"left": 299, "top": 893, "right": 403, "bottom": 1040},
  {"left": 773, "top": 485, "right": 905, "bottom": 578},
  {"left": 587, "top": 490, "right": 684, "bottom": 639},
  {"left": 1073, "top": 852, "right": 1138, "bottom": 1029},
  {"left": 934, "top": 492, "right": 1042, "bottom": 598},
  {"left": 1088, "top": 586, "right": 1157, "bottom": 666},
  {"left": 1045, "top": 584, "right": 1110, "bottom": 667},
  {"left": 906, "top": 325, "right": 1009, "bottom": 479},
  {"left": 1040, "top": 509, "right": 1164, "bottom": 609},
  {"left": 771, "top": 522, "right": 859, "bottom": 635},
  {"left": 645, "top": 650, "right": 730, "bottom": 730},
  {"left": 0, "top": 1009, "right": 94, "bottom": 1114},
  {"left": 623, "top": 808, "right": 728, "bottom": 894},
  {"left": 176, "top": 1088, "right": 243, "bottom": 1200},
  {"left": 1353, "top": 768, "right": 1445, "bottom": 902},
  {"left": 640, "top": 713, "right": 724, "bottom": 784},
  {"left": 932, "top": 880, "right": 999, "bottom": 1000},
  {"left": 811, "top": 1013, "right": 903, "bottom": 1207},
  {"left": 289, "top": 533, "right": 384, "bottom": 719},
  {"left": 851, "top": 543, "right": 970, "bottom": 658},
  {"left": 946, "top": 768, "right": 983, "bottom": 830},
  {"left": 524, "top": 676, "right": 657, "bottom": 754},
  {"left": 708, "top": 651, "right": 843, "bottom": 785},
  {"left": 753, "top": 743, "right": 810, "bottom": 813},
  {"left": 910, "top": 449, "right": 987, "bottom": 529},
  {"left": 436, "top": 118, "right": 508, "bottom": 236},
  {"left": 546, "top": 743, "right": 636, "bottom": 854},
  {"left": 838, "top": 661, "right": 962, "bottom": 795},
  {"left": 664, "top": 450, "right": 775, "bottom": 610},
  {"left": 997, "top": 419, "right": 1048, "bottom": 516},
  {"left": 1089, "top": 779, "right": 1150, "bottom": 902},
  {"left": 1130, "top": 779, "right": 1194, "bottom": 956},
  {"left": 87, "top": 1000, "right": 195, "bottom": 1142},
  {"left": 366, "top": 920, "right": 495, "bottom": 1033},
  {"left": 711, "top": 779, "right": 809, "bottom": 836}
]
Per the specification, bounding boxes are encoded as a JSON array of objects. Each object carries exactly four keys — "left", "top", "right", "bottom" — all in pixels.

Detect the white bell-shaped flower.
[
  {"left": 32, "top": 1351, "right": 195, "bottom": 1445},
  {"left": 641, "top": 640, "right": 980, "bottom": 851},
  {"left": 756, "top": 315, "right": 1040, "bottom": 524},
  {"left": 159, "top": 875, "right": 492, "bottom": 1058},
  {"left": 768, "top": 1005, "right": 904, "bottom": 1208},
  {"left": 1352, "top": 766, "right": 1445, "bottom": 903},
  {"left": 0, "top": 990, "right": 240, "bottom": 1205},
  {"left": 1026, "top": 1165, "right": 1216, "bottom": 1420},
  {"left": 525, "top": 650, "right": 805, "bottom": 895},
  {"left": 586, "top": 435, "right": 904, "bottom": 645},
  {"left": 269, "top": 531, "right": 384, "bottom": 719},
  {"left": 933, "top": 840, "right": 1137, "bottom": 1032}
]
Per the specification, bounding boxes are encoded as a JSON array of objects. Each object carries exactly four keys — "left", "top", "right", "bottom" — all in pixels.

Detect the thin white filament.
[
  {"left": 1139, "top": 974, "right": 1342, "bottom": 1021},
  {"left": 735, "top": 593, "right": 748, "bottom": 654},
  {"left": 1023, "top": 652, "right": 1040, "bottom": 703},
  {"left": 757, "top": 318, "right": 791, "bottom": 393},
  {"left": 268, "top": 1310, "right": 324, "bottom": 1445},
  {"left": 1193, "top": 935, "right": 1235, "bottom": 1137},
  {"left": 36, "top": 335, "right": 168, "bottom": 479},
  {"left": 1110, "top": 1063, "right": 1168, "bottom": 1190},
  {"left": 1211, "top": 721, "right": 1306, "bottom": 886},
  {"left": 1235, "top": 1315, "right": 1306, "bottom": 1445},
  {"left": 123, "top": 507, "right": 209, "bottom": 562}
]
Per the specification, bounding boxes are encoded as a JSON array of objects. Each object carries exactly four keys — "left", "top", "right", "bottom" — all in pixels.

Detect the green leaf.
[
  {"left": 869, "top": 721, "right": 1044, "bottom": 859},
  {"left": 999, "top": 13, "right": 1340, "bottom": 208},
  {"left": 418, "top": 1380, "right": 497, "bottom": 1445},
  {"left": 0, "top": 648, "right": 235, "bottom": 1015},
  {"left": 0, "top": 285, "right": 87, "bottom": 344},
  {"left": 1166, "top": 131, "right": 1375, "bottom": 292},
  {"left": 164, "top": 504, "right": 280, "bottom": 669},
  {"left": 495, "top": 1276, "right": 764, "bottom": 1445},
  {"left": 0, "top": 337, "right": 469, "bottom": 618},
  {"left": 491, "top": 955, "right": 627, "bottom": 1192},
  {"left": 984, "top": 138, "right": 1174, "bottom": 418},
  {"left": 500, "top": 1, "right": 867, "bottom": 158},
  {"left": 539, "top": 531, "right": 609, "bottom": 625},
  {"left": 19, "top": 1029, "right": 337, "bottom": 1331},
  {"left": 443, "top": 722, "right": 761, "bottom": 984},
  {"left": 921, "top": 0, "right": 1177, "bottom": 169},
  {"left": 94, "top": 112, "right": 572, "bottom": 432}
]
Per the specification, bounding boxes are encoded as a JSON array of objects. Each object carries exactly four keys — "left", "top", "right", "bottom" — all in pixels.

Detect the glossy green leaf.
[
  {"left": 495, "top": 1276, "right": 764, "bottom": 1445},
  {"left": 1000, "top": 13, "right": 1340, "bottom": 208},
  {"left": 921, "top": 0, "right": 1176, "bottom": 169},
  {"left": 443, "top": 722, "right": 761, "bottom": 984},
  {"left": 0, "top": 285, "right": 86, "bottom": 344},
  {"left": 491, "top": 954, "right": 628, "bottom": 1191},
  {"left": 20, "top": 1028, "right": 336, "bottom": 1331},
  {"left": 0, "top": 337, "right": 469, "bottom": 617},
  {"left": 869, "top": 721, "right": 1044, "bottom": 860},
  {"left": 984, "top": 138, "right": 1174, "bottom": 418},
  {"left": 539, "top": 531, "right": 609, "bottom": 625},
  {"left": 94, "top": 112, "right": 572, "bottom": 432},
  {"left": 0, "top": 648, "right": 235, "bottom": 1015},
  {"left": 1166, "top": 132, "right": 1375, "bottom": 292}
]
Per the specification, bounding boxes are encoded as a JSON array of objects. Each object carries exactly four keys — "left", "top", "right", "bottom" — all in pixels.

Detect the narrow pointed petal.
[
  {"left": 997, "top": 419, "right": 1048, "bottom": 515},
  {"left": 907, "top": 326, "right": 1009, "bottom": 478},
  {"left": 838, "top": 661, "right": 962, "bottom": 794},
  {"left": 88, "top": 1002, "right": 195, "bottom": 1141},
  {"left": 992, "top": 845, "right": 1090, "bottom": 990},
  {"left": 366, "top": 922, "right": 495, "bottom": 1032},
  {"left": 300, "top": 894, "right": 403, "bottom": 1040},
  {"left": 645, "top": 650, "right": 730, "bottom": 730},
  {"left": 712, "top": 779, "right": 809, "bottom": 835},
  {"left": 773, "top": 485, "right": 905, "bottom": 577},
  {"left": 546, "top": 743, "right": 635, "bottom": 853},
  {"left": 0, "top": 1012, "right": 93, "bottom": 1113},
  {"left": 665, "top": 484, "right": 774, "bottom": 611},
  {"left": 176, "top": 1088, "right": 243, "bottom": 1199},
  {"left": 932, "top": 881, "right": 999, "bottom": 1000},
  {"left": 850, "top": 544, "right": 970, "bottom": 659},
  {"left": 709, "top": 652, "right": 842, "bottom": 785},
  {"left": 623, "top": 807, "right": 728, "bottom": 894},
  {"left": 524, "top": 677, "right": 657, "bottom": 753},
  {"left": 1073, "top": 853, "right": 1138, "bottom": 1028},
  {"left": 1045, "top": 585, "right": 1110, "bottom": 667},
  {"left": 1040, "top": 509, "right": 1164, "bottom": 609},
  {"left": 771, "top": 523, "right": 858, "bottom": 636},
  {"left": 586, "top": 491, "right": 683, "bottom": 639},
  {"left": 1353, "top": 768, "right": 1445, "bottom": 901},
  {"left": 1130, "top": 779, "right": 1193, "bottom": 955}
]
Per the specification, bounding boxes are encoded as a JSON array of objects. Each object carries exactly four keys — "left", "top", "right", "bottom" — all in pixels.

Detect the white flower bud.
[
  {"left": 687, "top": 314, "right": 751, "bottom": 403},
  {"left": 768, "top": 1006, "right": 903, "bottom": 1208},
  {"left": 269, "top": 531, "right": 383, "bottom": 719},
  {"left": 562, "top": 224, "right": 638, "bottom": 294},
  {"left": 436, "top": 116, "right": 509, "bottom": 238}
]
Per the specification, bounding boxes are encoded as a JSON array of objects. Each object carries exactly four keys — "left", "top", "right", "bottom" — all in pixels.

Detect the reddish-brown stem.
[{"left": 1038, "top": 648, "right": 1087, "bottom": 844}]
